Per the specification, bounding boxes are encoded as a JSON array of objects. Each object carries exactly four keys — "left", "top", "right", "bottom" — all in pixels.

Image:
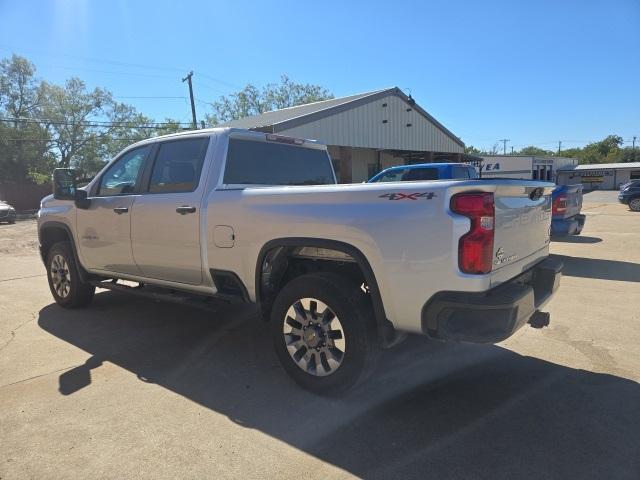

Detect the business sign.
[
  {"left": 481, "top": 162, "right": 502, "bottom": 172},
  {"left": 569, "top": 169, "right": 613, "bottom": 178}
]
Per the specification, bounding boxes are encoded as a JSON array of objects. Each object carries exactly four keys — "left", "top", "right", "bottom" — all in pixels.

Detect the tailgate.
[
  {"left": 492, "top": 182, "right": 553, "bottom": 272},
  {"left": 561, "top": 184, "right": 583, "bottom": 218}
]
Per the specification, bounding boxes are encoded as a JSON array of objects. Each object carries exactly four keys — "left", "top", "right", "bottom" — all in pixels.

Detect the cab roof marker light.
[{"left": 266, "top": 134, "right": 304, "bottom": 145}]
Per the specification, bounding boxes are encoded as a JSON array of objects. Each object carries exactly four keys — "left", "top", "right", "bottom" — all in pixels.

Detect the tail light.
[
  {"left": 450, "top": 192, "right": 495, "bottom": 274},
  {"left": 552, "top": 195, "right": 567, "bottom": 215}
]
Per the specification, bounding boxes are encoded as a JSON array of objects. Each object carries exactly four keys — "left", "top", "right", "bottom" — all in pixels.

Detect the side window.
[
  {"left": 148, "top": 138, "right": 208, "bottom": 193},
  {"left": 376, "top": 169, "right": 407, "bottom": 182},
  {"left": 401, "top": 168, "right": 438, "bottom": 181},
  {"left": 98, "top": 146, "right": 150, "bottom": 196},
  {"left": 453, "top": 166, "right": 470, "bottom": 179}
]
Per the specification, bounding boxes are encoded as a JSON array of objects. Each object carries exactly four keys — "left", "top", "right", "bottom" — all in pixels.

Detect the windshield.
[{"left": 371, "top": 167, "right": 439, "bottom": 182}]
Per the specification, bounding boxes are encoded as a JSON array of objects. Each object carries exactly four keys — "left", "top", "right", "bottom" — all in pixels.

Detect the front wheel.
[
  {"left": 270, "top": 272, "right": 380, "bottom": 394},
  {"left": 46, "top": 241, "right": 95, "bottom": 308},
  {"left": 629, "top": 198, "right": 640, "bottom": 212}
]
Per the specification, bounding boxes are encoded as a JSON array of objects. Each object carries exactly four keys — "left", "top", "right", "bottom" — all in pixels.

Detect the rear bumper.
[
  {"left": 551, "top": 214, "right": 586, "bottom": 236},
  {"left": 421, "top": 256, "right": 562, "bottom": 344}
]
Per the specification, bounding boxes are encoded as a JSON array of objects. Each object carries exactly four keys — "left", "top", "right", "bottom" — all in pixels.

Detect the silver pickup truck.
[{"left": 38, "top": 128, "right": 562, "bottom": 393}]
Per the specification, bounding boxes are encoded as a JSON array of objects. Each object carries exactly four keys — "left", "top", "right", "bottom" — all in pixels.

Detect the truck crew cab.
[{"left": 39, "top": 128, "right": 562, "bottom": 393}]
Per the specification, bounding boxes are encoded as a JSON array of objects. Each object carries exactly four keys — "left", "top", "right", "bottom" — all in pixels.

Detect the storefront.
[{"left": 557, "top": 162, "right": 640, "bottom": 190}]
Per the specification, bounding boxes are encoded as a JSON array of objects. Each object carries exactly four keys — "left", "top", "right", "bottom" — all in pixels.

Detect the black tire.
[
  {"left": 270, "top": 272, "right": 381, "bottom": 394},
  {"left": 46, "top": 241, "right": 95, "bottom": 308},
  {"left": 8, "top": 220, "right": 15, "bottom": 224},
  {"left": 629, "top": 197, "right": 640, "bottom": 212}
]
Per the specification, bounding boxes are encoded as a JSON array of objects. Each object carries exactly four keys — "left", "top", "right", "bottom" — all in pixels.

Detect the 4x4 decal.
[{"left": 379, "top": 192, "right": 437, "bottom": 201}]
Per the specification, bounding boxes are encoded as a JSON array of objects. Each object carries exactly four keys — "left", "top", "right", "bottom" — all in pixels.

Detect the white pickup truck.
[{"left": 38, "top": 128, "right": 562, "bottom": 393}]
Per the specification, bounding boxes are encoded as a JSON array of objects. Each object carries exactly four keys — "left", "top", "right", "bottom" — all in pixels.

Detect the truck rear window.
[{"left": 223, "top": 139, "right": 335, "bottom": 186}]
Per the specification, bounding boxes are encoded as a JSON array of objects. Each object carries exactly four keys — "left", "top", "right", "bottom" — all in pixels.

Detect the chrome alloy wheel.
[
  {"left": 630, "top": 198, "right": 640, "bottom": 212},
  {"left": 282, "top": 298, "right": 346, "bottom": 377},
  {"left": 50, "top": 254, "right": 71, "bottom": 298}
]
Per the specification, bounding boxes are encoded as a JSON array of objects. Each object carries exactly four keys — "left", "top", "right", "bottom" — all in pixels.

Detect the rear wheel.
[
  {"left": 629, "top": 197, "right": 640, "bottom": 212},
  {"left": 270, "top": 272, "right": 380, "bottom": 394},
  {"left": 46, "top": 241, "right": 95, "bottom": 308}
]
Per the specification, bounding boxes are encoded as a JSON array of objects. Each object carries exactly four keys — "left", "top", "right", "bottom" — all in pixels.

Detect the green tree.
[
  {"left": 0, "top": 54, "right": 196, "bottom": 182},
  {"left": 465, "top": 145, "right": 482, "bottom": 155},
  {"left": 517, "top": 146, "right": 554, "bottom": 156},
  {"left": 0, "top": 54, "right": 43, "bottom": 123},
  {"left": 0, "top": 55, "right": 53, "bottom": 183},
  {"left": 40, "top": 78, "right": 158, "bottom": 177},
  {"left": 40, "top": 78, "right": 113, "bottom": 169},
  {"left": 152, "top": 118, "right": 185, "bottom": 136},
  {"left": 568, "top": 135, "right": 624, "bottom": 164},
  {"left": 205, "top": 75, "right": 333, "bottom": 125},
  {"left": 0, "top": 122, "right": 53, "bottom": 183}
]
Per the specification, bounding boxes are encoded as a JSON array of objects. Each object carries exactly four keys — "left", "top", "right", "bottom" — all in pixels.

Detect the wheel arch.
[
  {"left": 38, "top": 221, "right": 89, "bottom": 282},
  {"left": 255, "top": 237, "right": 391, "bottom": 340}
]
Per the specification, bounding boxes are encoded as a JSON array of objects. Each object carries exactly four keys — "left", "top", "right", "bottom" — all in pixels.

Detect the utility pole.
[
  {"left": 633, "top": 136, "right": 637, "bottom": 161},
  {"left": 558, "top": 140, "right": 562, "bottom": 155},
  {"left": 511, "top": 146, "right": 514, "bottom": 154},
  {"left": 499, "top": 139, "right": 510, "bottom": 155},
  {"left": 182, "top": 71, "right": 197, "bottom": 129}
]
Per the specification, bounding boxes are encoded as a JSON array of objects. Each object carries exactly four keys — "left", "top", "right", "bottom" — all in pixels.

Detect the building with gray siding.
[
  {"left": 557, "top": 162, "right": 640, "bottom": 190},
  {"left": 221, "top": 87, "right": 467, "bottom": 182}
]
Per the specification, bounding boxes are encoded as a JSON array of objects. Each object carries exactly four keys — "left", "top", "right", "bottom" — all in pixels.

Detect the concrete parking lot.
[{"left": 1, "top": 190, "right": 639, "bottom": 479}]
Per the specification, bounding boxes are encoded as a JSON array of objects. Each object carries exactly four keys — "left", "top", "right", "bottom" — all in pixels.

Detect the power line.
[
  {"left": 36, "top": 63, "right": 179, "bottom": 80},
  {"left": 114, "top": 96, "right": 187, "bottom": 100},
  {"left": 195, "top": 71, "right": 242, "bottom": 90},
  {"left": 0, "top": 44, "right": 186, "bottom": 74},
  {"left": 0, "top": 117, "right": 193, "bottom": 128},
  {"left": 2, "top": 44, "right": 240, "bottom": 92}
]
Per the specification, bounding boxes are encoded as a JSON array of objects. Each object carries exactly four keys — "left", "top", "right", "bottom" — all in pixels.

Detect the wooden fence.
[{"left": 0, "top": 183, "right": 52, "bottom": 211}]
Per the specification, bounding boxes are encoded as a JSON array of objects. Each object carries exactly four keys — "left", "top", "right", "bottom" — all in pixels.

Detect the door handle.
[
  {"left": 176, "top": 205, "right": 196, "bottom": 215},
  {"left": 113, "top": 207, "right": 129, "bottom": 214}
]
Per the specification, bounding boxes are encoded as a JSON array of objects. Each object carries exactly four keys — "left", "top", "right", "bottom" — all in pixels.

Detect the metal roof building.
[
  {"left": 557, "top": 162, "right": 640, "bottom": 190},
  {"left": 221, "top": 87, "right": 466, "bottom": 182}
]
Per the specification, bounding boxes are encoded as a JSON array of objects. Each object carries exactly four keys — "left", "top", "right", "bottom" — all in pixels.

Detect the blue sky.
[{"left": 1, "top": 0, "right": 638, "bottom": 151}]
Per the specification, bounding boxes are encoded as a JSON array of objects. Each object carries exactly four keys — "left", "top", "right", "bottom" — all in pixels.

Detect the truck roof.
[
  {"left": 121, "top": 127, "right": 324, "bottom": 154},
  {"left": 381, "top": 162, "right": 470, "bottom": 170}
]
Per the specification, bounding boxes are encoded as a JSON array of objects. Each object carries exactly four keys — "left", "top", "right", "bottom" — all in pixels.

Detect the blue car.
[
  {"left": 367, "top": 162, "right": 478, "bottom": 183},
  {"left": 551, "top": 184, "right": 586, "bottom": 236}
]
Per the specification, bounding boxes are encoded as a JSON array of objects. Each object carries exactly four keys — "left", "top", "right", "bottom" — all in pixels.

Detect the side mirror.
[
  {"left": 53, "top": 168, "right": 77, "bottom": 200},
  {"left": 74, "top": 189, "right": 91, "bottom": 209}
]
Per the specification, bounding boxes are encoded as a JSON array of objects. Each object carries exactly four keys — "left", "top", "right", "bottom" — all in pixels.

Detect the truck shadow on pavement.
[
  {"left": 38, "top": 292, "right": 640, "bottom": 480},
  {"left": 551, "top": 235, "right": 602, "bottom": 244},
  {"left": 552, "top": 254, "right": 640, "bottom": 282}
]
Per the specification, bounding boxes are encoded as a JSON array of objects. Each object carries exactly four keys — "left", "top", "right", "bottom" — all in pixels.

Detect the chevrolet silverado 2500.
[{"left": 38, "top": 128, "right": 562, "bottom": 393}]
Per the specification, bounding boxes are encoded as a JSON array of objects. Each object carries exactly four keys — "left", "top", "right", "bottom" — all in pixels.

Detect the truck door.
[
  {"left": 130, "top": 136, "right": 210, "bottom": 285},
  {"left": 76, "top": 145, "right": 151, "bottom": 275}
]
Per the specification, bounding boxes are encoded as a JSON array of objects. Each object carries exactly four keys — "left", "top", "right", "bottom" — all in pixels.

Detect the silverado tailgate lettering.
[{"left": 379, "top": 192, "right": 437, "bottom": 201}]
